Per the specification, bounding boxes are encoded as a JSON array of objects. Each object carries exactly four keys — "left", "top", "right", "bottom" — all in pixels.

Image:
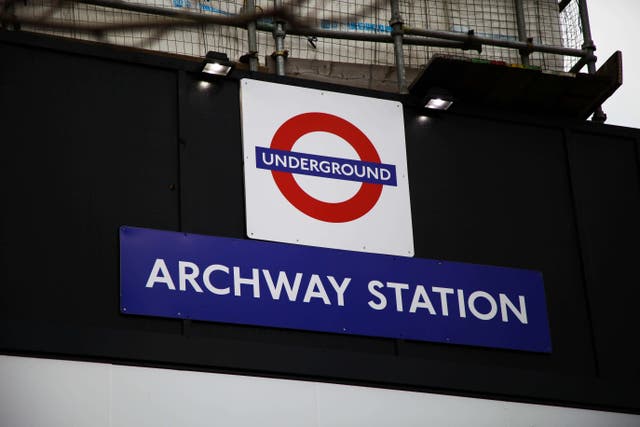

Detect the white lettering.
[
  {"left": 145, "top": 258, "right": 176, "bottom": 290},
  {"left": 354, "top": 164, "right": 366, "bottom": 178},
  {"left": 457, "top": 289, "right": 466, "bottom": 318},
  {"left": 263, "top": 270, "right": 302, "bottom": 301},
  {"left": 288, "top": 156, "right": 300, "bottom": 169},
  {"left": 387, "top": 282, "right": 410, "bottom": 312},
  {"left": 178, "top": 261, "right": 203, "bottom": 293},
  {"left": 299, "top": 157, "right": 309, "bottom": 170},
  {"left": 340, "top": 163, "right": 354, "bottom": 176},
  {"left": 261, "top": 151, "right": 274, "bottom": 166},
  {"left": 202, "top": 264, "right": 230, "bottom": 295},
  {"left": 499, "top": 294, "right": 528, "bottom": 324},
  {"left": 409, "top": 285, "right": 436, "bottom": 314},
  {"left": 275, "top": 153, "right": 287, "bottom": 167},
  {"left": 303, "top": 274, "right": 331, "bottom": 304},
  {"left": 233, "top": 267, "right": 260, "bottom": 298},
  {"left": 468, "top": 291, "right": 498, "bottom": 320},
  {"left": 327, "top": 276, "right": 351, "bottom": 306},
  {"left": 367, "top": 280, "right": 387, "bottom": 310},
  {"left": 366, "top": 166, "right": 379, "bottom": 180},
  {"left": 431, "top": 287, "right": 454, "bottom": 316}
]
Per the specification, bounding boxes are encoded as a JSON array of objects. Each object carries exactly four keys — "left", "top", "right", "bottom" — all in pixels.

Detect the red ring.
[{"left": 270, "top": 112, "right": 383, "bottom": 223}]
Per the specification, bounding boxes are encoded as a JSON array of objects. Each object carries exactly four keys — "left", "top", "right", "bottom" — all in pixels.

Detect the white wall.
[{"left": 1, "top": 355, "right": 638, "bottom": 427}]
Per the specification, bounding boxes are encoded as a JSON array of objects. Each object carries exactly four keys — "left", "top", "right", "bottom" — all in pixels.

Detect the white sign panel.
[{"left": 240, "top": 79, "right": 414, "bottom": 257}]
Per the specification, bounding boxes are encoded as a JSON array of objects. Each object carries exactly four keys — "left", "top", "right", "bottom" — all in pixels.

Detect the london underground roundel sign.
[
  {"left": 240, "top": 79, "right": 414, "bottom": 257},
  {"left": 270, "top": 112, "right": 384, "bottom": 223}
]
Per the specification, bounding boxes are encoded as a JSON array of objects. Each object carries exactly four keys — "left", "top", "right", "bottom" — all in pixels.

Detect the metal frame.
[
  {"left": 53, "top": 0, "right": 601, "bottom": 115},
  {"left": 513, "top": 0, "right": 530, "bottom": 66}
]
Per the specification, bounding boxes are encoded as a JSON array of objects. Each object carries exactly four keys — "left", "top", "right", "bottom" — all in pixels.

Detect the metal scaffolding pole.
[
  {"left": 278, "top": 26, "right": 473, "bottom": 49},
  {"left": 246, "top": 0, "right": 258, "bottom": 72},
  {"left": 578, "top": 0, "right": 596, "bottom": 73},
  {"left": 389, "top": 0, "right": 407, "bottom": 93},
  {"left": 272, "top": 0, "right": 286, "bottom": 76},
  {"left": 403, "top": 26, "right": 584, "bottom": 57},
  {"left": 513, "top": 0, "right": 530, "bottom": 66},
  {"left": 578, "top": 0, "right": 606, "bottom": 122}
]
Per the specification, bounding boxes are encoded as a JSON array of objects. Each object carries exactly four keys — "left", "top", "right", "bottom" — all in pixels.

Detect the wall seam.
[{"left": 561, "top": 127, "right": 600, "bottom": 378}]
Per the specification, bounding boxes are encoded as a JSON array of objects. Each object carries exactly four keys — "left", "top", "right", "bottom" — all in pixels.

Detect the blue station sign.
[{"left": 120, "top": 226, "right": 551, "bottom": 352}]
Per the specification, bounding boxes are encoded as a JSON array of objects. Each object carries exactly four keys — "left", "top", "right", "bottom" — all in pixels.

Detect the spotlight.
[
  {"left": 424, "top": 98, "right": 453, "bottom": 110},
  {"left": 202, "top": 51, "right": 233, "bottom": 76}
]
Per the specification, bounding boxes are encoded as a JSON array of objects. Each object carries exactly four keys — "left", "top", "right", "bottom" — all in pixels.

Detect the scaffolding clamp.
[
  {"left": 239, "top": 50, "right": 259, "bottom": 64},
  {"left": 272, "top": 22, "right": 286, "bottom": 39},
  {"left": 389, "top": 18, "right": 404, "bottom": 37},
  {"left": 462, "top": 30, "right": 482, "bottom": 53},
  {"left": 271, "top": 50, "right": 289, "bottom": 59},
  {"left": 518, "top": 37, "right": 534, "bottom": 58}
]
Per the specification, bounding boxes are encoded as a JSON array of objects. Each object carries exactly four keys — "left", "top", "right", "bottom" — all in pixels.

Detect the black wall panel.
[
  {"left": 403, "top": 113, "right": 595, "bottom": 376},
  {"left": 568, "top": 131, "right": 640, "bottom": 382},
  {"left": 2, "top": 31, "right": 640, "bottom": 413},
  {"left": 178, "top": 72, "right": 246, "bottom": 238},
  {"left": 0, "top": 40, "right": 180, "bottom": 335}
]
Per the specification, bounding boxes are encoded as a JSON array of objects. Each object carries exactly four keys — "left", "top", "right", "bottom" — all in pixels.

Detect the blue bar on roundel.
[{"left": 255, "top": 146, "right": 397, "bottom": 186}]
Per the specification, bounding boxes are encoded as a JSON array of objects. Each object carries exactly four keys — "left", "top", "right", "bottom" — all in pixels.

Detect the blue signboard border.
[{"left": 120, "top": 226, "right": 552, "bottom": 353}]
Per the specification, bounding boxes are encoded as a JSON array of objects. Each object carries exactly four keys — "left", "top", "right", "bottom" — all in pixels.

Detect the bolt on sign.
[{"left": 240, "top": 79, "right": 414, "bottom": 257}]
